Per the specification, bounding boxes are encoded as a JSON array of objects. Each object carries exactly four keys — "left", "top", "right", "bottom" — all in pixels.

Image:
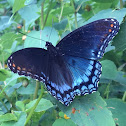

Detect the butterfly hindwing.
[
  {"left": 45, "top": 55, "right": 102, "bottom": 106},
  {"left": 56, "top": 18, "right": 119, "bottom": 60}
]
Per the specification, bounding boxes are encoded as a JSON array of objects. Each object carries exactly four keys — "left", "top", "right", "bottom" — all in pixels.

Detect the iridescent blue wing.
[
  {"left": 7, "top": 48, "right": 101, "bottom": 106},
  {"left": 56, "top": 18, "right": 119, "bottom": 60}
]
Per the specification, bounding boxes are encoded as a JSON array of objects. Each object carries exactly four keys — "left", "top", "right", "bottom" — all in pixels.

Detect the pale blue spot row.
[
  {"left": 74, "top": 89, "right": 81, "bottom": 94},
  {"left": 51, "top": 83, "right": 55, "bottom": 88},
  {"left": 89, "top": 60, "right": 94, "bottom": 65},
  {"left": 59, "top": 87, "right": 64, "bottom": 94},
  {"left": 95, "top": 63, "right": 99, "bottom": 68},
  {"left": 57, "top": 93, "right": 62, "bottom": 100},
  {"left": 88, "top": 84, "right": 94, "bottom": 90},
  {"left": 47, "top": 85, "right": 51, "bottom": 91},
  {"left": 70, "top": 92, "right": 74, "bottom": 98},
  {"left": 63, "top": 97, "right": 67, "bottom": 102},
  {"left": 94, "top": 70, "right": 99, "bottom": 75},
  {"left": 81, "top": 85, "right": 88, "bottom": 91},
  {"left": 72, "top": 77, "right": 82, "bottom": 87},
  {"left": 66, "top": 94, "right": 70, "bottom": 99},
  {"left": 92, "top": 76, "right": 97, "bottom": 83},
  {"left": 51, "top": 90, "right": 56, "bottom": 95}
]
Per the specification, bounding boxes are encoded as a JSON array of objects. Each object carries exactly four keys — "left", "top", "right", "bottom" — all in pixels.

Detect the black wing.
[{"left": 56, "top": 18, "right": 119, "bottom": 60}]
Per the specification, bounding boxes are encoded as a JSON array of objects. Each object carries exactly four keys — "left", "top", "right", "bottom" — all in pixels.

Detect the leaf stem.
[
  {"left": 120, "top": 0, "right": 123, "bottom": 9},
  {"left": 71, "top": 0, "right": 78, "bottom": 28},
  {"left": 0, "top": 85, "right": 18, "bottom": 111},
  {"left": 59, "top": 1, "right": 64, "bottom": 22},
  {"left": 25, "top": 85, "right": 44, "bottom": 126},
  {"left": 0, "top": 100, "right": 9, "bottom": 112},
  {"left": 43, "top": 0, "right": 53, "bottom": 27},
  {"left": 33, "top": 81, "right": 40, "bottom": 100},
  {"left": 41, "top": 1, "right": 44, "bottom": 29},
  {"left": 104, "top": 83, "right": 110, "bottom": 99},
  {"left": 122, "top": 91, "right": 126, "bottom": 101}
]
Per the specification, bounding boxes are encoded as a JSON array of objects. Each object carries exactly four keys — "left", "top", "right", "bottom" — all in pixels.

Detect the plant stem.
[
  {"left": 59, "top": 1, "right": 64, "bottom": 22},
  {"left": 104, "top": 83, "right": 110, "bottom": 99},
  {"left": 0, "top": 85, "right": 18, "bottom": 111},
  {"left": 33, "top": 81, "right": 40, "bottom": 100},
  {"left": 25, "top": 85, "right": 44, "bottom": 126},
  {"left": 67, "top": 16, "right": 72, "bottom": 32},
  {"left": 41, "top": 1, "right": 44, "bottom": 29},
  {"left": 120, "top": 0, "right": 123, "bottom": 9},
  {"left": 71, "top": 0, "right": 78, "bottom": 28},
  {"left": 43, "top": 0, "right": 53, "bottom": 27},
  {"left": 0, "top": 62, "right": 2, "bottom": 69},
  {"left": 122, "top": 91, "right": 126, "bottom": 101},
  {"left": 76, "top": 0, "right": 85, "bottom": 12},
  {"left": 0, "top": 100, "right": 9, "bottom": 112}
]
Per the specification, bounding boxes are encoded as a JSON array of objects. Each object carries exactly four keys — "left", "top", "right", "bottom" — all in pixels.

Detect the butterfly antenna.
[{"left": 18, "top": 31, "right": 47, "bottom": 42}]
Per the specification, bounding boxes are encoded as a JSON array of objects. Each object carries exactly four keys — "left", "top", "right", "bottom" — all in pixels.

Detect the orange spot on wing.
[
  {"left": 111, "top": 24, "right": 114, "bottom": 27},
  {"left": 100, "top": 38, "right": 104, "bottom": 42},
  {"left": 12, "top": 63, "right": 16, "bottom": 67},
  {"left": 104, "top": 34, "right": 108, "bottom": 37},
  {"left": 109, "top": 29, "right": 112, "bottom": 32},
  {"left": 28, "top": 69, "right": 32, "bottom": 72},
  {"left": 17, "top": 66, "right": 21, "bottom": 70},
  {"left": 22, "top": 68, "right": 26, "bottom": 71}
]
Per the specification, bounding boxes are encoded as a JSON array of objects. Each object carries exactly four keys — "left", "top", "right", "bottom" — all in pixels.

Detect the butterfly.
[{"left": 7, "top": 18, "right": 119, "bottom": 106}]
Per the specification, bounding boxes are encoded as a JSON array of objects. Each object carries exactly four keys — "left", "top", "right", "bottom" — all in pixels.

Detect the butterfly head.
[
  {"left": 45, "top": 41, "right": 59, "bottom": 56},
  {"left": 45, "top": 41, "right": 52, "bottom": 48}
]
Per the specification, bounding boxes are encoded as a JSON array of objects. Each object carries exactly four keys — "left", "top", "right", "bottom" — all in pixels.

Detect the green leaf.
[
  {"left": 0, "top": 33, "right": 18, "bottom": 50},
  {"left": 106, "top": 98, "right": 126, "bottom": 126},
  {"left": 13, "top": 0, "right": 26, "bottom": 14},
  {"left": 53, "top": 118, "right": 76, "bottom": 126},
  {"left": 16, "top": 101, "right": 25, "bottom": 111},
  {"left": 57, "top": 92, "right": 115, "bottom": 126},
  {"left": 113, "top": 71, "right": 126, "bottom": 85},
  {"left": 24, "top": 28, "right": 59, "bottom": 48},
  {"left": 0, "top": 113, "right": 17, "bottom": 122},
  {"left": 18, "top": 4, "right": 40, "bottom": 27},
  {"left": 0, "top": 32, "right": 22, "bottom": 61},
  {"left": 92, "top": 0, "right": 118, "bottom": 3},
  {"left": 0, "top": 16, "right": 13, "bottom": 31},
  {"left": 84, "top": 8, "right": 126, "bottom": 25},
  {"left": 7, "top": 0, "right": 15, "bottom": 6},
  {"left": 40, "top": 107, "right": 57, "bottom": 126},
  {"left": 17, "top": 83, "right": 36, "bottom": 95},
  {"left": 26, "top": 98, "right": 53, "bottom": 112},
  {"left": 1, "top": 112, "right": 26, "bottom": 126},
  {"left": 0, "top": 69, "right": 11, "bottom": 81},
  {"left": 51, "top": 6, "right": 74, "bottom": 16},
  {"left": 113, "top": 20, "right": 126, "bottom": 52},
  {"left": 101, "top": 60, "right": 117, "bottom": 80},
  {"left": 53, "top": 19, "right": 68, "bottom": 30}
]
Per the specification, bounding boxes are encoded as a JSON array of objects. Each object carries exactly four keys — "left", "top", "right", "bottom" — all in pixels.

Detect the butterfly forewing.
[
  {"left": 8, "top": 48, "right": 49, "bottom": 82},
  {"left": 56, "top": 18, "right": 119, "bottom": 60}
]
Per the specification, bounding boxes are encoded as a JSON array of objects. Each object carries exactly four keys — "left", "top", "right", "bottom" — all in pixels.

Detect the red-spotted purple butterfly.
[{"left": 7, "top": 18, "right": 119, "bottom": 106}]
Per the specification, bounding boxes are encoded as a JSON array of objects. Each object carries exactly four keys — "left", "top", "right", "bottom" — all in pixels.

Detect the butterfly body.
[{"left": 7, "top": 18, "right": 119, "bottom": 106}]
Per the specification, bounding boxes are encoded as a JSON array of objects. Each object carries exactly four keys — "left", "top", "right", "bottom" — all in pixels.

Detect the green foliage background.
[{"left": 0, "top": 0, "right": 126, "bottom": 126}]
